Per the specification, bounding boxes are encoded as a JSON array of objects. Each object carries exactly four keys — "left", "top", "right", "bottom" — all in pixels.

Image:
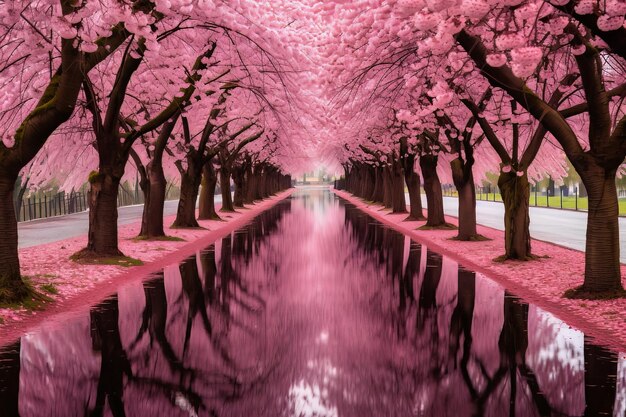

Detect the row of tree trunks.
[
  {"left": 173, "top": 159, "right": 291, "bottom": 229},
  {"left": 340, "top": 148, "right": 536, "bottom": 249}
]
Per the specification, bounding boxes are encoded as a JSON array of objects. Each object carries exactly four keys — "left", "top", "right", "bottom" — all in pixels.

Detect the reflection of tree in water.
[
  {"left": 89, "top": 296, "right": 132, "bottom": 417},
  {"left": 0, "top": 196, "right": 622, "bottom": 416},
  {"left": 341, "top": 201, "right": 621, "bottom": 417},
  {"left": 129, "top": 275, "right": 191, "bottom": 378},
  {"left": 583, "top": 339, "right": 617, "bottom": 417},
  {"left": 0, "top": 341, "right": 20, "bottom": 417},
  {"left": 81, "top": 200, "right": 294, "bottom": 416},
  {"left": 448, "top": 268, "right": 475, "bottom": 384}
]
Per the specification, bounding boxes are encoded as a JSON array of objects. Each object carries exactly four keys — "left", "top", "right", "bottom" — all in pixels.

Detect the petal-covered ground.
[
  {"left": 0, "top": 190, "right": 293, "bottom": 340},
  {"left": 334, "top": 189, "right": 626, "bottom": 351}
]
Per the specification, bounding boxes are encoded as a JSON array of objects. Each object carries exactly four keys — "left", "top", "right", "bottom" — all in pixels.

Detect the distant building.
[{"left": 296, "top": 168, "right": 332, "bottom": 184}]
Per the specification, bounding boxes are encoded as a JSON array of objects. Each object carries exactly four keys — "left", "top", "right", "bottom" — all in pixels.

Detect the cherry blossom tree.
[{"left": 0, "top": 0, "right": 159, "bottom": 301}]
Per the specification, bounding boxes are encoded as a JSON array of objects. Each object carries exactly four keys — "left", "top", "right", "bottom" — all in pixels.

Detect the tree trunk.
[
  {"left": 451, "top": 158, "right": 480, "bottom": 240},
  {"left": 246, "top": 166, "right": 261, "bottom": 204},
  {"left": 404, "top": 169, "right": 424, "bottom": 221},
  {"left": 139, "top": 159, "right": 167, "bottom": 238},
  {"left": 498, "top": 170, "right": 532, "bottom": 260},
  {"left": 391, "top": 159, "right": 407, "bottom": 214},
  {"left": 84, "top": 171, "right": 124, "bottom": 256},
  {"left": 0, "top": 174, "right": 30, "bottom": 302},
  {"left": 198, "top": 162, "right": 221, "bottom": 221},
  {"left": 219, "top": 168, "right": 235, "bottom": 212},
  {"left": 570, "top": 167, "right": 624, "bottom": 296},
  {"left": 257, "top": 168, "right": 268, "bottom": 199},
  {"left": 172, "top": 171, "right": 201, "bottom": 228},
  {"left": 420, "top": 154, "right": 448, "bottom": 228},
  {"left": 382, "top": 166, "right": 393, "bottom": 209},
  {"left": 371, "top": 167, "right": 383, "bottom": 203},
  {"left": 232, "top": 166, "right": 246, "bottom": 208},
  {"left": 244, "top": 164, "right": 256, "bottom": 204}
]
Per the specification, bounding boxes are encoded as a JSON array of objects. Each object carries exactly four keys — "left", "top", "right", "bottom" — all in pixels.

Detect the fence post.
[
  {"left": 575, "top": 187, "right": 578, "bottom": 211},
  {"left": 560, "top": 186, "right": 563, "bottom": 209}
]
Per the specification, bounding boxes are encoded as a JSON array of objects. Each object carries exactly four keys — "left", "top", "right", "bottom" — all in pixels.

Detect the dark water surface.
[{"left": 0, "top": 188, "right": 624, "bottom": 417}]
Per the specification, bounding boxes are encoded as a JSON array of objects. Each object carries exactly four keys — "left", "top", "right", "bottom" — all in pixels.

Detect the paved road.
[
  {"left": 414, "top": 194, "right": 626, "bottom": 263},
  {"left": 17, "top": 197, "right": 223, "bottom": 249}
]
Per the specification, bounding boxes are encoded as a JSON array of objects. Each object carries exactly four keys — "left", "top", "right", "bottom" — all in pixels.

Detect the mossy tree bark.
[{"left": 86, "top": 167, "right": 125, "bottom": 256}]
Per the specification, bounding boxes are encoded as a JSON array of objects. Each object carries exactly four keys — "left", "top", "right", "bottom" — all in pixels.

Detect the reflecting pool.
[{"left": 0, "top": 188, "right": 624, "bottom": 416}]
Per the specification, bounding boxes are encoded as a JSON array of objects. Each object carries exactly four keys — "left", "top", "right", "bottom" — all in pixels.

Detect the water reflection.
[{"left": 0, "top": 189, "right": 624, "bottom": 416}]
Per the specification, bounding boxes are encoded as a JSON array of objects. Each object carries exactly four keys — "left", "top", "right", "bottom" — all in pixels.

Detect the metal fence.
[
  {"left": 16, "top": 188, "right": 147, "bottom": 222},
  {"left": 442, "top": 184, "right": 626, "bottom": 216},
  {"left": 17, "top": 192, "right": 88, "bottom": 222}
]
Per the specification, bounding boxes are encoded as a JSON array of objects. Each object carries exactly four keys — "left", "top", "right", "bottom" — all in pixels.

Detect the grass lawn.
[{"left": 463, "top": 192, "right": 626, "bottom": 216}]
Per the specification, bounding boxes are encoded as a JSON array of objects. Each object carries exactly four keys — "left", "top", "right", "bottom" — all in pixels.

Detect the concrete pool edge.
[
  {"left": 0, "top": 189, "right": 295, "bottom": 346},
  {"left": 334, "top": 188, "right": 626, "bottom": 353}
]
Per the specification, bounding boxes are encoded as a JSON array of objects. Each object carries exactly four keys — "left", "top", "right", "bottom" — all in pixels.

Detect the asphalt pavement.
[
  {"left": 17, "top": 197, "right": 222, "bottom": 249},
  {"left": 430, "top": 195, "right": 626, "bottom": 263}
]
